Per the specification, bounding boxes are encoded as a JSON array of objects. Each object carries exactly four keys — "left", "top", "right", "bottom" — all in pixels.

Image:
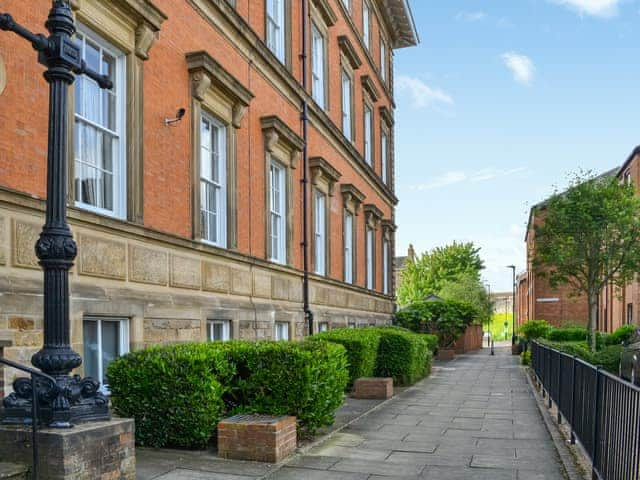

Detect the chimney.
[{"left": 408, "top": 244, "right": 416, "bottom": 261}]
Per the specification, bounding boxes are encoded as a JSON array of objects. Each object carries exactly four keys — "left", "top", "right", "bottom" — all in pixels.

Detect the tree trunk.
[{"left": 588, "top": 293, "right": 598, "bottom": 353}]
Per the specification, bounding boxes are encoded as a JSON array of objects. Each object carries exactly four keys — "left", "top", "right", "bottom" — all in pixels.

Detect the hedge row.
[
  {"left": 107, "top": 340, "right": 348, "bottom": 449},
  {"left": 311, "top": 326, "right": 436, "bottom": 387},
  {"left": 541, "top": 340, "right": 624, "bottom": 374}
]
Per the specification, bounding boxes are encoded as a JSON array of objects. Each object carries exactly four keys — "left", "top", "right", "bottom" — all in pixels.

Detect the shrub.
[
  {"left": 374, "top": 327, "right": 433, "bottom": 385},
  {"left": 519, "top": 320, "right": 552, "bottom": 341},
  {"left": 395, "top": 300, "right": 476, "bottom": 348},
  {"left": 310, "top": 328, "right": 381, "bottom": 386},
  {"left": 546, "top": 327, "right": 588, "bottom": 342},
  {"left": 108, "top": 340, "right": 349, "bottom": 447},
  {"left": 217, "top": 340, "right": 348, "bottom": 437},
  {"left": 520, "top": 350, "right": 531, "bottom": 366},
  {"left": 606, "top": 324, "right": 636, "bottom": 345},
  {"left": 107, "top": 343, "right": 231, "bottom": 449},
  {"left": 542, "top": 340, "right": 623, "bottom": 374}
]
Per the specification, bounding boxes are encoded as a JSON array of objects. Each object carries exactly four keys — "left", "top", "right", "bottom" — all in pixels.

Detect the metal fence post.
[
  {"left": 570, "top": 355, "right": 577, "bottom": 445},
  {"left": 592, "top": 367, "right": 601, "bottom": 480},
  {"left": 557, "top": 351, "right": 562, "bottom": 424}
]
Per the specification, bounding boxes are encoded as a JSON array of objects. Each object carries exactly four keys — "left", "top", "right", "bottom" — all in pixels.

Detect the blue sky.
[{"left": 393, "top": 0, "right": 640, "bottom": 292}]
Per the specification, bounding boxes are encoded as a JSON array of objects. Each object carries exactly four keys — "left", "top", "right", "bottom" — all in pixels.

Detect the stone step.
[{"left": 0, "top": 462, "right": 28, "bottom": 480}]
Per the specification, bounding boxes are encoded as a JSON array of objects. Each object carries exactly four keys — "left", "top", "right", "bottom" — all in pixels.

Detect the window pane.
[
  {"left": 83, "top": 320, "right": 99, "bottom": 382},
  {"left": 101, "top": 321, "right": 120, "bottom": 385}
]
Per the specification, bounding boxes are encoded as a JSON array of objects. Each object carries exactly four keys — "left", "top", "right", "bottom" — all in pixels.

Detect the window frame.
[
  {"left": 362, "top": 0, "right": 371, "bottom": 50},
  {"left": 341, "top": 68, "right": 355, "bottom": 142},
  {"left": 363, "top": 102, "right": 374, "bottom": 166},
  {"left": 380, "top": 37, "right": 387, "bottom": 83},
  {"left": 275, "top": 321, "right": 290, "bottom": 341},
  {"left": 208, "top": 319, "right": 232, "bottom": 341},
  {"left": 199, "top": 111, "right": 228, "bottom": 248},
  {"left": 313, "top": 189, "right": 328, "bottom": 276},
  {"left": 344, "top": 210, "right": 355, "bottom": 284},
  {"left": 366, "top": 226, "right": 375, "bottom": 290},
  {"left": 627, "top": 303, "right": 633, "bottom": 325},
  {"left": 269, "top": 159, "right": 288, "bottom": 264},
  {"left": 82, "top": 316, "right": 130, "bottom": 394},
  {"left": 383, "top": 237, "right": 390, "bottom": 294},
  {"left": 265, "top": 0, "right": 290, "bottom": 66},
  {"left": 310, "top": 20, "right": 328, "bottom": 110},
  {"left": 381, "top": 128, "right": 389, "bottom": 184},
  {"left": 73, "top": 24, "right": 128, "bottom": 220}
]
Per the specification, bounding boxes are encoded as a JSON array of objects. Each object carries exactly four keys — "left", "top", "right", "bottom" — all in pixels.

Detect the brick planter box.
[
  {"left": 352, "top": 377, "right": 393, "bottom": 399},
  {"left": 218, "top": 415, "right": 296, "bottom": 463},
  {"left": 437, "top": 349, "right": 456, "bottom": 361}
]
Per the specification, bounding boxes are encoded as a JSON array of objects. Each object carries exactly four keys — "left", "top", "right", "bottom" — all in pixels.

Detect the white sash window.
[{"left": 200, "top": 114, "right": 227, "bottom": 247}]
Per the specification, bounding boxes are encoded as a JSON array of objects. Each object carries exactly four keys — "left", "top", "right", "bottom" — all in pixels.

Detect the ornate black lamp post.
[{"left": 1, "top": 1, "right": 112, "bottom": 428}]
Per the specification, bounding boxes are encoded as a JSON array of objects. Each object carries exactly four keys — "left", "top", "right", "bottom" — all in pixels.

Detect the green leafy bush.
[
  {"left": 542, "top": 340, "right": 623, "bottom": 374},
  {"left": 519, "top": 320, "right": 552, "bottom": 341},
  {"left": 606, "top": 324, "right": 636, "bottom": 345},
  {"left": 107, "top": 343, "right": 231, "bottom": 449},
  {"left": 546, "top": 327, "right": 588, "bottom": 342},
  {"left": 374, "top": 327, "right": 433, "bottom": 385},
  {"left": 310, "top": 328, "right": 381, "bottom": 386},
  {"left": 520, "top": 349, "right": 531, "bottom": 366},
  {"left": 395, "top": 300, "right": 476, "bottom": 348},
  {"left": 216, "top": 340, "right": 348, "bottom": 437},
  {"left": 107, "top": 340, "right": 349, "bottom": 448}
]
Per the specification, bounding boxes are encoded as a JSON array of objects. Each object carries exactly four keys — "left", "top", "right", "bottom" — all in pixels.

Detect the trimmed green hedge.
[
  {"left": 106, "top": 343, "right": 231, "bottom": 449},
  {"left": 310, "top": 328, "right": 381, "bottom": 386},
  {"left": 311, "top": 326, "right": 436, "bottom": 387},
  {"left": 542, "top": 340, "right": 624, "bottom": 374},
  {"left": 546, "top": 327, "right": 588, "bottom": 342},
  {"left": 375, "top": 327, "right": 433, "bottom": 385},
  {"left": 107, "top": 340, "right": 348, "bottom": 449}
]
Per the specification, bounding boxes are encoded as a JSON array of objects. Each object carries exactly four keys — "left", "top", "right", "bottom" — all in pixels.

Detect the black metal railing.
[
  {"left": 531, "top": 341, "right": 640, "bottom": 480},
  {"left": 0, "top": 356, "right": 56, "bottom": 480}
]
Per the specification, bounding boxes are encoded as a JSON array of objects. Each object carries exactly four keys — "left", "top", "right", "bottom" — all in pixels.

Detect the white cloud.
[
  {"left": 501, "top": 52, "right": 535, "bottom": 86},
  {"left": 456, "top": 11, "right": 487, "bottom": 22},
  {"left": 396, "top": 75, "right": 454, "bottom": 109},
  {"left": 411, "top": 167, "right": 529, "bottom": 191},
  {"left": 551, "top": 0, "right": 620, "bottom": 18}
]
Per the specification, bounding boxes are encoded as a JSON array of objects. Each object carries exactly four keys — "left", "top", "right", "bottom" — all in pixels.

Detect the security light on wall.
[{"left": 165, "top": 108, "right": 186, "bottom": 126}]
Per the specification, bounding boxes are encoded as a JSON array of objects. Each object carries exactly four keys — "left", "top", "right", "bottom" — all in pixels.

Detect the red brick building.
[
  {"left": 598, "top": 146, "right": 640, "bottom": 332},
  {"left": 517, "top": 168, "right": 620, "bottom": 329},
  {"left": 0, "top": 0, "right": 418, "bottom": 391}
]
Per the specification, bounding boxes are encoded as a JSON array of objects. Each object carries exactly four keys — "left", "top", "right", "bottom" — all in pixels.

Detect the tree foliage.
[
  {"left": 534, "top": 172, "right": 640, "bottom": 351},
  {"left": 398, "top": 242, "right": 485, "bottom": 305},
  {"left": 439, "top": 273, "right": 492, "bottom": 325}
]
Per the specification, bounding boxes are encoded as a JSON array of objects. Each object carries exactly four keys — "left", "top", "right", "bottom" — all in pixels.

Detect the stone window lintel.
[
  {"left": 338, "top": 35, "right": 363, "bottom": 70},
  {"left": 187, "top": 51, "right": 254, "bottom": 128},
  {"left": 379, "top": 106, "right": 394, "bottom": 127},
  {"left": 341, "top": 184, "right": 365, "bottom": 215},
  {"left": 309, "top": 157, "right": 342, "bottom": 196},
  {"left": 261, "top": 116, "right": 305, "bottom": 169},
  {"left": 311, "top": 0, "right": 338, "bottom": 26},
  {"left": 361, "top": 75, "right": 380, "bottom": 102},
  {"left": 71, "top": 0, "right": 167, "bottom": 59},
  {"left": 364, "top": 204, "right": 383, "bottom": 229},
  {"left": 381, "top": 220, "right": 396, "bottom": 240}
]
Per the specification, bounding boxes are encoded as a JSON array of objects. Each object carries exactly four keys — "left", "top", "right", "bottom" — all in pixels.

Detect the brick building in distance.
[
  {"left": 0, "top": 0, "right": 418, "bottom": 392},
  {"left": 516, "top": 167, "right": 618, "bottom": 330},
  {"left": 598, "top": 146, "right": 640, "bottom": 331}
]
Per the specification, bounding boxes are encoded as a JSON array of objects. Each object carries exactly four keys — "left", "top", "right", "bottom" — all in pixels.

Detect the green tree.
[
  {"left": 397, "top": 241, "right": 484, "bottom": 305},
  {"left": 534, "top": 172, "right": 640, "bottom": 351},
  {"left": 439, "top": 273, "right": 492, "bottom": 325}
]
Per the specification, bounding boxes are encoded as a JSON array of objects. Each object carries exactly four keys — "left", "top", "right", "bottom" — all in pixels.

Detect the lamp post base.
[{"left": 1, "top": 375, "right": 110, "bottom": 427}]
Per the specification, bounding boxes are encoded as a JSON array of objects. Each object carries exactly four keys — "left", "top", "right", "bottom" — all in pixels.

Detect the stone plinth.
[
  {"left": 437, "top": 349, "right": 456, "bottom": 361},
  {"left": 352, "top": 377, "right": 393, "bottom": 399},
  {"left": 218, "top": 415, "right": 296, "bottom": 463},
  {"left": 0, "top": 418, "right": 135, "bottom": 479}
]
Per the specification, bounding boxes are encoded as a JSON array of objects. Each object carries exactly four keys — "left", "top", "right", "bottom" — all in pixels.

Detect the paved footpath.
[{"left": 138, "top": 347, "right": 568, "bottom": 479}]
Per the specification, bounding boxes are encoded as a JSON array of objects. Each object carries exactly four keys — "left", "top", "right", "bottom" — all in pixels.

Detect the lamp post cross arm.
[{"left": 0, "top": 11, "right": 112, "bottom": 90}]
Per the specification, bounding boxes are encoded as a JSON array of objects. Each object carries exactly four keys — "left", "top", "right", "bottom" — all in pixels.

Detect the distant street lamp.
[
  {"left": 0, "top": 1, "right": 113, "bottom": 427},
  {"left": 484, "top": 282, "right": 491, "bottom": 347},
  {"left": 507, "top": 265, "right": 517, "bottom": 345}
]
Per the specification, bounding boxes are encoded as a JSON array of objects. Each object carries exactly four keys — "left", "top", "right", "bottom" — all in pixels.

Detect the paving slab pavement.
[{"left": 138, "top": 347, "right": 569, "bottom": 479}]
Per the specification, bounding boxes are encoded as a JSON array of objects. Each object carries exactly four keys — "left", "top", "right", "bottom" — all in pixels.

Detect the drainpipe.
[{"left": 301, "top": 0, "right": 313, "bottom": 335}]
